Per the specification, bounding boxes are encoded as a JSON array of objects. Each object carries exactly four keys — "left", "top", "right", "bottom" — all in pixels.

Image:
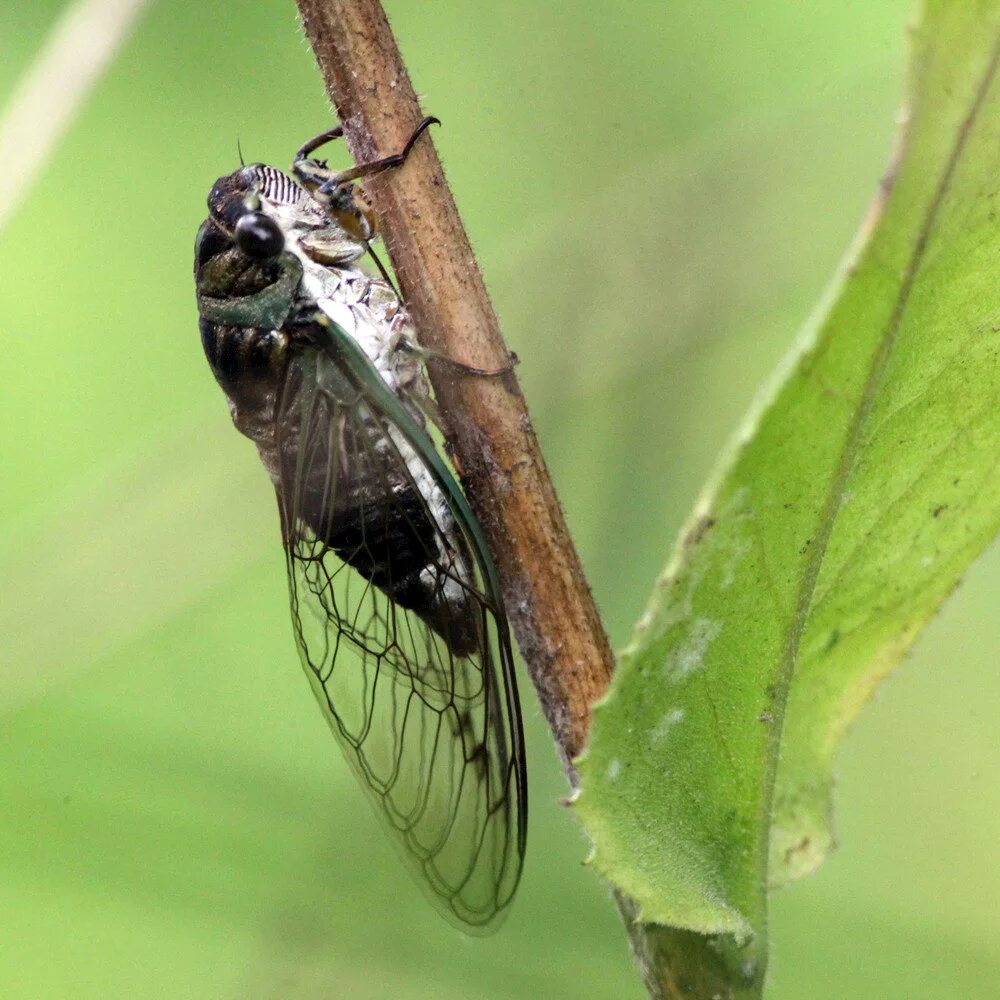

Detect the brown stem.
[
  {"left": 292, "top": 4, "right": 735, "bottom": 998},
  {"left": 293, "top": 0, "right": 614, "bottom": 766}
]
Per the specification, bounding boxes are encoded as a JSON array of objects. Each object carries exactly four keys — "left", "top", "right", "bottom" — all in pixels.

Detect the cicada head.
[
  {"left": 208, "top": 162, "right": 367, "bottom": 270},
  {"left": 196, "top": 167, "right": 290, "bottom": 299}
]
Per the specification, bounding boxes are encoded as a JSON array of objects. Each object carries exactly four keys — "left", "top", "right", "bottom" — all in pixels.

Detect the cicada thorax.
[{"left": 195, "top": 191, "right": 481, "bottom": 658}]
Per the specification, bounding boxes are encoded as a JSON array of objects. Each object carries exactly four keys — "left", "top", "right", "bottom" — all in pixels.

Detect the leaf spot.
[
  {"left": 664, "top": 618, "right": 722, "bottom": 681},
  {"left": 720, "top": 537, "right": 751, "bottom": 590},
  {"left": 650, "top": 707, "right": 686, "bottom": 747}
]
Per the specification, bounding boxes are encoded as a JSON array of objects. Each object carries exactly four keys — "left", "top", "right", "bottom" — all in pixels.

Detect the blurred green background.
[{"left": 2, "top": 1, "right": 998, "bottom": 997}]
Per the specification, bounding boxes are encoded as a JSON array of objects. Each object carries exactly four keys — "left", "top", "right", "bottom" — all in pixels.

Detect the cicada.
[{"left": 193, "top": 118, "right": 526, "bottom": 931}]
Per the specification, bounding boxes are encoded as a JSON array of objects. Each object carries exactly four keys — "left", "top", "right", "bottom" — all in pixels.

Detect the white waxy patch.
[
  {"left": 649, "top": 708, "right": 686, "bottom": 747},
  {"left": 261, "top": 182, "right": 421, "bottom": 393},
  {"left": 260, "top": 178, "right": 474, "bottom": 595},
  {"left": 664, "top": 618, "right": 722, "bottom": 681},
  {"left": 719, "top": 536, "right": 751, "bottom": 591},
  {"left": 606, "top": 758, "right": 622, "bottom": 783}
]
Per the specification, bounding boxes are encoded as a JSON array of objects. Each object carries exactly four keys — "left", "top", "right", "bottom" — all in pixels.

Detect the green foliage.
[
  {"left": 575, "top": 0, "right": 1000, "bottom": 989},
  {"left": 4, "top": 1, "right": 1000, "bottom": 998}
]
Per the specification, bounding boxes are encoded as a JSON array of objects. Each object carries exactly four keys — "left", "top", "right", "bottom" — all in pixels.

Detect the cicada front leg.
[{"left": 292, "top": 116, "right": 440, "bottom": 243}]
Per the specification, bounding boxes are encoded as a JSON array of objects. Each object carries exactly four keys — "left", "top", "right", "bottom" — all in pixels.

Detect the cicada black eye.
[{"left": 234, "top": 211, "right": 284, "bottom": 259}]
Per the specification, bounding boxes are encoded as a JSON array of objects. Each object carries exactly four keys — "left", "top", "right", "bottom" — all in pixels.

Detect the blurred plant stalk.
[
  {"left": 291, "top": 1, "right": 744, "bottom": 997},
  {"left": 0, "top": 0, "right": 152, "bottom": 234},
  {"left": 293, "top": 0, "right": 615, "bottom": 766}
]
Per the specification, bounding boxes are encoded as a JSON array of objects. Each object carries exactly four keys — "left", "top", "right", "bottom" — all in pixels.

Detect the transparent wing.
[{"left": 273, "top": 321, "right": 526, "bottom": 931}]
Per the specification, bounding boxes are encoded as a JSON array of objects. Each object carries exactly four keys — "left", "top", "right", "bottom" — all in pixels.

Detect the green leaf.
[{"left": 574, "top": 0, "right": 1000, "bottom": 983}]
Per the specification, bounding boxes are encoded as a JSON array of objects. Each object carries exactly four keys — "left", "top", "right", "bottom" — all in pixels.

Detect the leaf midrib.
[{"left": 751, "top": 26, "right": 1000, "bottom": 935}]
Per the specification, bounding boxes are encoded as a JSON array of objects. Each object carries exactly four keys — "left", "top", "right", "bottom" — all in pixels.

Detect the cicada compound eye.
[{"left": 234, "top": 210, "right": 284, "bottom": 260}]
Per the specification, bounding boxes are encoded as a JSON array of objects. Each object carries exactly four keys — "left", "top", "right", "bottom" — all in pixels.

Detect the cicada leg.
[
  {"left": 293, "top": 116, "right": 439, "bottom": 188},
  {"left": 398, "top": 338, "right": 520, "bottom": 379},
  {"left": 293, "top": 117, "right": 440, "bottom": 293},
  {"left": 291, "top": 116, "right": 440, "bottom": 238}
]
